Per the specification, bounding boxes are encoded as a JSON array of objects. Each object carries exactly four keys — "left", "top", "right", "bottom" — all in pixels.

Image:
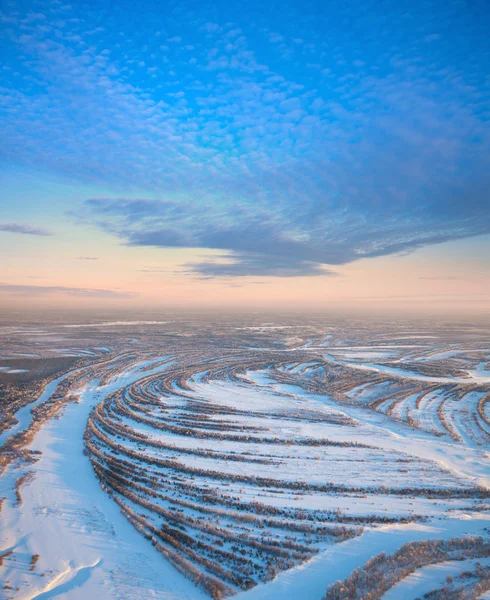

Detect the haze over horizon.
[{"left": 1, "top": 0, "right": 490, "bottom": 315}]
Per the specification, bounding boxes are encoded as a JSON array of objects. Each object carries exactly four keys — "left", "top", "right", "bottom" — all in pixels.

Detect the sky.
[{"left": 1, "top": 0, "right": 490, "bottom": 315}]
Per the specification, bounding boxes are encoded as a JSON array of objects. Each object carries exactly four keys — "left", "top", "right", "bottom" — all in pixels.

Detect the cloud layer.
[{"left": 1, "top": 0, "right": 489, "bottom": 276}]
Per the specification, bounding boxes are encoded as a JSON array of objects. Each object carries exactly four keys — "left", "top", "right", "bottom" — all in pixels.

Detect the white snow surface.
[
  {"left": 0, "top": 360, "right": 207, "bottom": 600},
  {"left": 2, "top": 342, "right": 490, "bottom": 600}
]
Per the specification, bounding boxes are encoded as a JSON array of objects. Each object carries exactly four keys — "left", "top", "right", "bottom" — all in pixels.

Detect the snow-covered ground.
[
  {"left": 2, "top": 325, "right": 490, "bottom": 600},
  {"left": 0, "top": 373, "right": 72, "bottom": 448},
  {"left": 236, "top": 521, "right": 490, "bottom": 600},
  {"left": 0, "top": 359, "right": 207, "bottom": 600}
]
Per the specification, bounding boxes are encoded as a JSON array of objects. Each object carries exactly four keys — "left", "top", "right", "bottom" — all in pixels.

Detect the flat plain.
[{"left": 1, "top": 314, "right": 490, "bottom": 599}]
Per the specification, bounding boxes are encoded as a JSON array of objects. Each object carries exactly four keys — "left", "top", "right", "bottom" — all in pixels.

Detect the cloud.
[
  {"left": 2, "top": 0, "right": 490, "bottom": 277},
  {"left": 418, "top": 276, "right": 471, "bottom": 281},
  {"left": 75, "top": 256, "right": 98, "bottom": 260},
  {"left": 79, "top": 194, "right": 490, "bottom": 277},
  {"left": 138, "top": 267, "right": 172, "bottom": 273},
  {"left": 185, "top": 254, "right": 336, "bottom": 278},
  {"left": 0, "top": 283, "right": 135, "bottom": 298},
  {"left": 0, "top": 223, "right": 52, "bottom": 236}
]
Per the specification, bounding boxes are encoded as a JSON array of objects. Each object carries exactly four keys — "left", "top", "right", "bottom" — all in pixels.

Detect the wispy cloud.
[
  {"left": 138, "top": 267, "right": 173, "bottom": 273},
  {"left": 0, "top": 223, "right": 52, "bottom": 236},
  {"left": 0, "top": 283, "right": 135, "bottom": 298},
  {"left": 79, "top": 194, "right": 490, "bottom": 277},
  {"left": 419, "top": 276, "right": 471, "bottom": 281},
  {"left": 75, "top": 256, "right": 98, "bottom": 260}
]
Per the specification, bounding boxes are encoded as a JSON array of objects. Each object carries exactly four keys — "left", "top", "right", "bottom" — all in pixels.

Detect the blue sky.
[{"left": 1, "top": 0, "right": 489, "bottom": 309}]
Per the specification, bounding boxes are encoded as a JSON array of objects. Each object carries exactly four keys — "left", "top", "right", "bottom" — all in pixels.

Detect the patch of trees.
[{"left": 324, "top": 536, "right": 490, "bottom": 600}]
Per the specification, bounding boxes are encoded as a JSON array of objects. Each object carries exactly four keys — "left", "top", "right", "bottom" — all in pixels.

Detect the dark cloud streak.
[
  {"left": 79, "top": 196, "right": 490, "bottom": 277},
  {"left": 0, "top": 283, "right": 135, "bottom": 299},
  {"left": 0, "top": 223, "right": 52, "bottom": 236}
]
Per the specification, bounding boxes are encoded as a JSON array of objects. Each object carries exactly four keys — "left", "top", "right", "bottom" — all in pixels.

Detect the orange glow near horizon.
[{"left": 2, "top": 226, "right": 489, "bottom": 316}]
